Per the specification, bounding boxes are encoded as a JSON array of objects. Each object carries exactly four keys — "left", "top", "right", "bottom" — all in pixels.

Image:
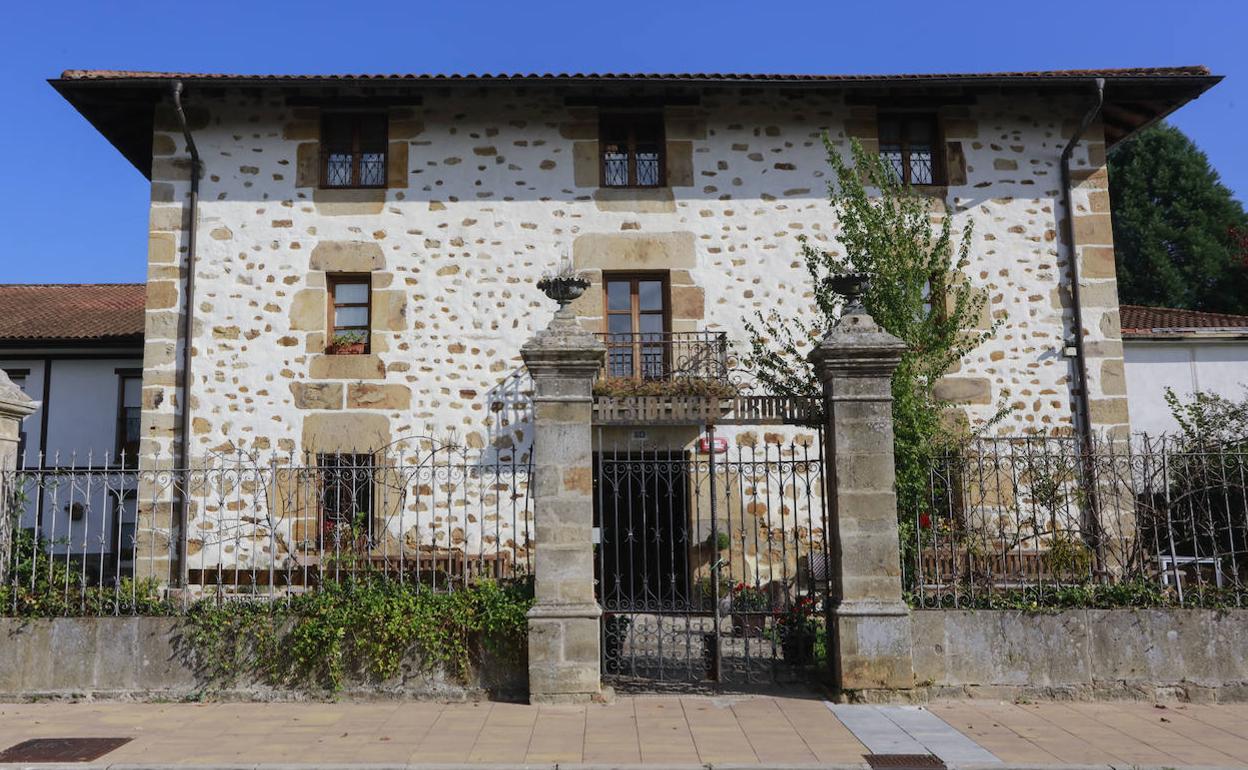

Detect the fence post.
[
  {"left": 521, "top": 300, "right": 607, "bottom": 704},
  {"left": 808, "top": 291, "right": 915, "bottom": 693},
  {"left": 0, "top": 370, "right": 37, "bottom": 586}
]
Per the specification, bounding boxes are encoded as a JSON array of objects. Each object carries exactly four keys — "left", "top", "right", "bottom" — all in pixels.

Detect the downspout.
[
  {"left": 1059, "top": 77, "right": 1105, "bottom": 564},
  {"left": 171, "top": 82, "right": 201, "bottom": 587}
]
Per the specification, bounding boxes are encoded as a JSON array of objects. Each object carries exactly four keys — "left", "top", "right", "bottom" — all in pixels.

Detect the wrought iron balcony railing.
[{"left": 596, "top": 330, "right": 729, "bottom": 382}]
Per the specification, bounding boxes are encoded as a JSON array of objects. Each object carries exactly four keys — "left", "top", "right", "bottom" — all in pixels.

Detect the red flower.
[{"left": 919, "top": 512, "right": 932, "bottom": 529}]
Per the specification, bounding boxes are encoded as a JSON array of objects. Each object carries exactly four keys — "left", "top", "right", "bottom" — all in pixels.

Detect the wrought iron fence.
[
  {"left": 596, "top": 331, "right": 729, "bottom": 383},
  {"left": 1, "top": 443, "right": 533, "bottom": 615},
  {"left": 911, "top": 435, "right": 1248, "bottom": 607}
]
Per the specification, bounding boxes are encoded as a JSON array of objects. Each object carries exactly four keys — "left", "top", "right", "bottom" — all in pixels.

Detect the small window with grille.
[
  {"left": 318, "top": 453, "right": 375, "bottom": 547},
  {"left": 878, "top": 114, "right": 943, "bottom": 186},
  {"left": 321, "top": 113, "right": 388, "bottom": 188},
  {"left": 600, "top": 114, "right": 665, "bottom": 188},
  {"left": 327, "top": 275, "right": 371, "bottom": 354}
]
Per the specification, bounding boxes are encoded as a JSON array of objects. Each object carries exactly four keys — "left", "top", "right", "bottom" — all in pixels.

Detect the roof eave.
[{"left": 49, "top": 71, "right": 1223, "bottom": 180}]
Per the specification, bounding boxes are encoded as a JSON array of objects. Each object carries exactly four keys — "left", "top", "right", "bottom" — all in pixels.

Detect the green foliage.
[
  {"left": 592, "top": 376, "right": 738, "bottom": 399},
  {"left": 744, "top": 136, "right": 1001, "bottom": 545},
  {"left": 1109, "top": 123, "right": 1248, "bottom": 313},
  {"left": 0, "top": 528, "right": 171, "bottom": 617},
  {"left": 908, "top": 579, "right": 1239, "bottom": 611},
  {"left": 181, "top": 577, "right": 532, "bottom": 693},
  {"left": 1164, "top": 387, "right": 1248, "bottom": 447}
]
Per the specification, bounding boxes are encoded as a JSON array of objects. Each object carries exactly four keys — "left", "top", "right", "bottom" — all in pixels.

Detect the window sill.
[{"left": 309, "top": 354, "right": 385, "bottom": 380}]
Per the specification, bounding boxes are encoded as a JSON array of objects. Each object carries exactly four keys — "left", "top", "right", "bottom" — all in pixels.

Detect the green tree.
[
  {"left": 744, "top": 136, "right": 999, "bottom": 540},
  {"left": 1109, "top": 123, "right": 1248, "bottom": 312}
]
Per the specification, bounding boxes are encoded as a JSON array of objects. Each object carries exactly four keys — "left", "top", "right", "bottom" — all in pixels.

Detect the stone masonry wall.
[{"left": 137, "top": 86, "right": 1130, "bottom": 568}]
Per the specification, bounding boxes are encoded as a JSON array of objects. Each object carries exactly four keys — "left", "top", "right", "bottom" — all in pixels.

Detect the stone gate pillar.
[
  {"left": 0, "top": 370, "right": 37, "bottom": 586},
  {"left": 809, "top": 284, "right": 914, "bottom": 693},
  {"left": 521, "top": 300, "right": 607, "bottom": 704}
]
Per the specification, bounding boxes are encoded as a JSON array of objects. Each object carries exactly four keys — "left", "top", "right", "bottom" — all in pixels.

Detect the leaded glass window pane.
[
  {"left": 877, "top": 114, "right": 941, "bottom": 186},
  {"left": 326, "top": 153, "right": 354, "bottom": 187}
]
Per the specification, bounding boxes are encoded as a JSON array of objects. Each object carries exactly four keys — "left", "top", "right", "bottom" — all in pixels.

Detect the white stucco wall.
[
  {"left": 1124, "top": 338, "right": 1248, "bottom": 436},
  {"left": 1, "top": 354, "right": 141, "bottom": 560}
]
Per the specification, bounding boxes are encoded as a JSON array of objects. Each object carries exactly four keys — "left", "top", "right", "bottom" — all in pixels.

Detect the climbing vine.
[{"left": 180, "top": 578, "right": 532, "bottom": 693}]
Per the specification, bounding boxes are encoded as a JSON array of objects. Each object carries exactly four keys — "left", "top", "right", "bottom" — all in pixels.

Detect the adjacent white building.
[
  {"left": 1121, "top": 304, "right": 1248, "bottom": 436},
  {"left": 0, "top": 283, "right": 145, "bottom": 579}
]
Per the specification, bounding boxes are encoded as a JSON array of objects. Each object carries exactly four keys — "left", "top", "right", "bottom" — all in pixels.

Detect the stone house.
[{"left": 50, "top": 67, "right": 1218, "bottom": 583}]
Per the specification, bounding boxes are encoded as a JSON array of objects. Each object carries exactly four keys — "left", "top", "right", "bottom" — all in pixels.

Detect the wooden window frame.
[
  {"left": 599, "top": 113, "right": 667, "bottom": 189},
  {"left": 326, "top": 274, "right": 372, "bottom": 354},
  {"left": 114, "top": 368, "right": 142, "bottom": 467},
  {"left": 602, "top": 271, "right": 672, "bottom": 380},
  {"left": 877, "top": 112, "right": 945, "bottom": 186},
  {"left": 320, "top": 112, "right": 388, "bottom": 190}
]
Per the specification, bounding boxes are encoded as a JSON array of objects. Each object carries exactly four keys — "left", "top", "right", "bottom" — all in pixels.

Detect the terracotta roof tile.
[
  {"left": 56, "top": 66, "right": 1213, "bottom": 84},
  {"left": 1120, "top": 304, "right": 1248, "bottom": 336},
  {"left": 0, "top": 284, "right": 145, "bottom": 343}
]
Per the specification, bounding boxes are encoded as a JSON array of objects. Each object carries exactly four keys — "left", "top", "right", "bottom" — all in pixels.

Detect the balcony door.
[{"left": 604, "top": 273, "right": 670, "bottom": 380}]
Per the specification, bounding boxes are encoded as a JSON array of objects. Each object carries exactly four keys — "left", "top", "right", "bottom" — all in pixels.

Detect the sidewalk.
[{"left": 0, "top": 696, "right": 1245, "bottom": 768}]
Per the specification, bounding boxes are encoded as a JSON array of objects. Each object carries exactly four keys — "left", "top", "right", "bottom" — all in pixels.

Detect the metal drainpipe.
[
  {"left": 1059, "top": 77, "right": 1106, "bottom": 562},
  {"left": 171, "top": 81, "right": 201, "bottom": 587}
]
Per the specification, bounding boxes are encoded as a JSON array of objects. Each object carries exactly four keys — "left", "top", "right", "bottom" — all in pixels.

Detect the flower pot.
[
  {"left": 782, "top": 630, "right": 816, "bottom": 666},
  {"left": 602, "top": 615, "right": 632, "bottom": 674},
  {"left": 701, "top": 632, "right": 718, "bottom": 680},
  {"left": 327, "top": 341, "right": 366, "bottom": 355},
  {"left": 732, "top": 612, "right": 767, "bottom": 638}
]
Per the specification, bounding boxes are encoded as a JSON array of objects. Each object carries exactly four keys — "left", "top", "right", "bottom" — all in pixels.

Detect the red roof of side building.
[
  {"left": 0, "top": 284, "right": 146, "bottom": 343},
  {"left": 1120, "top": 305, "right": 1248, "bottom": 337}
]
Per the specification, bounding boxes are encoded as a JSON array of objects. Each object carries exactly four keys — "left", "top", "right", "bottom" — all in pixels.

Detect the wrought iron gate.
[{"left": 594, "top": 427, "right": 830, "bottom": 687}]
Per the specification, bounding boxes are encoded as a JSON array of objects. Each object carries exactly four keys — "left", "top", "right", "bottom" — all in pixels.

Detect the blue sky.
[{"left": 0, "top": 0, "right": 1243, "bottom": 283}]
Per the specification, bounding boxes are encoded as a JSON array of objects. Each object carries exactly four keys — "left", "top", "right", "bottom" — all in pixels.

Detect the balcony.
[
  {"left": 597, "top": 330, "right": 729, "bottom": 383},
  {"left": 591, "top": 330, "right": 819, "bottom": 427}
]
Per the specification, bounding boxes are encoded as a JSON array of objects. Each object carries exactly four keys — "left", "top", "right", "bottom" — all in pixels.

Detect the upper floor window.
[
  {"left": 601, "top": 114, "right": 665, "bottom": 188},
  {"left": 321, "top": 113, "right": 387, "bottom": 188},
  {"left": 878, "top": 114, "right": 942, "bottom": 186},
  {"left": 603, "top": 272, "right": 670, "bottom": 379},
  {"left": 327, "top": 275, "right": 371, "bottom": 354}
]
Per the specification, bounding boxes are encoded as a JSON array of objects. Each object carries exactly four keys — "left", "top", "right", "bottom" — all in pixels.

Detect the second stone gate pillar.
[
  {"left": 521, "top": 302, "right": 607, "bottom": 704},
  {"left": 809, "top": 287, "right": 915, "bottom": 694}
]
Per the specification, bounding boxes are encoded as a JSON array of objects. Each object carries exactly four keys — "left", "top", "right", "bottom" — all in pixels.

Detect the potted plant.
[
  {"left": 775, "top": 595, "right": 820, "bottom": 666},
  {"left": 701, "top": 631, "right": 718, "bottom": 680},
  {"left": 602, "top": 613, "right": 632, "bottom": 674},
  {"left": 536, "top": 265, "right": 590, "bottom": 310},
  {"left": 729, "top": 581, "right": 770, "bottom": 637},
  {"left": 326, "top": 330, "right": 367, "bottom": 355}
]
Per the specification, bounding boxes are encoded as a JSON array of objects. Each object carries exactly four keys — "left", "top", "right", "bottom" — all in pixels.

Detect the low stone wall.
[
  {"left": 913, "top": 609, "right": 1248, "bottom": 702},
  {"left": 0, "top": 617, "right": 525, "bottom": 701}
]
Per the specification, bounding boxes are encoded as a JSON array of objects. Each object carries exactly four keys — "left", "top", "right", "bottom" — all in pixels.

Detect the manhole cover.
[
  {"left": 864, "top": 754, "right": 947, "bottom": 770},
  {"left": 0, "top": 737, "right": 132, "bottom": 763}
]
